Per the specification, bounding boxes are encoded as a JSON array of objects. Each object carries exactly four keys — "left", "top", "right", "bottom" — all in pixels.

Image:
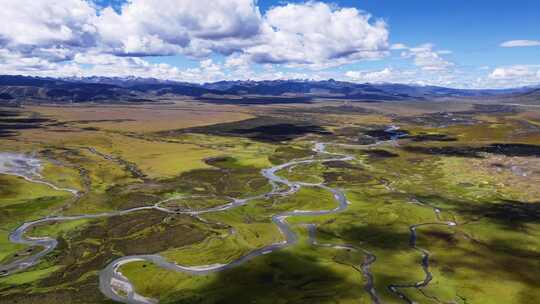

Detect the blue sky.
[
  {"left": 1, "top": 0, "right": 539, "bottom": 88},
  {"left": 153, "top": 0, "right": 540, "bottom": 71}
]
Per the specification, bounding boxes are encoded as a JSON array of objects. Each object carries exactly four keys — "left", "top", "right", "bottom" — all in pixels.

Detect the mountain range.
[{"left": 0, "top": 75, "right": 538, "bottom": 105}]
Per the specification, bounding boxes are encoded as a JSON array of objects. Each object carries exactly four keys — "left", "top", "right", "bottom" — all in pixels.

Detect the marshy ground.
[{"left": 0, "top": 99, "right": 539, "bottom": 303}]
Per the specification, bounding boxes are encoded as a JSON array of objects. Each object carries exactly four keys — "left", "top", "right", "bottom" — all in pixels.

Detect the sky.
[{"left": 0, "top": 0, "right": 539, "bottom": 88}]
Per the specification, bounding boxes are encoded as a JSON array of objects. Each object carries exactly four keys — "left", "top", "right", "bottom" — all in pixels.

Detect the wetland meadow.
[{"left": 0, "top": 100, "right": 539, "bottom": 303}]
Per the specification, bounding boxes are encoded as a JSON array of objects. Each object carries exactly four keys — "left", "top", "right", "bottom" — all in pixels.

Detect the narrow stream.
[{"left": 387, "top": 200, "right": 457, "bottom": 304}]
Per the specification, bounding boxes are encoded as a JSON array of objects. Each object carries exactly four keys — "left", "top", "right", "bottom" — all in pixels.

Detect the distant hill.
[
  {"left": 0, "top": 75, "right": 140, "bottom": 103},
  {"left": 0, "top": 75, "right": 538, "bottom": 104},
  {"left": 522, "top": 88, "right": 540, "bottom": 97},
  {"left": 511, "top": 88, "right": 540, "bottom": 104}
]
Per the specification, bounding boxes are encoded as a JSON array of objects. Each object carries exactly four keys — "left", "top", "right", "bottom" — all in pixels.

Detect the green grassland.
[{"left": 0, "top": 103, "right": 539, "bottom": 303}]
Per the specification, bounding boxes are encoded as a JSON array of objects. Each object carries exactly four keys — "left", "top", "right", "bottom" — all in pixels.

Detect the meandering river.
[
  {"left": 2, "top": 132, "right": 451, "bottom": 304},
  {"left": 0, "top": 143, "right": 381, "bottom": 303}
]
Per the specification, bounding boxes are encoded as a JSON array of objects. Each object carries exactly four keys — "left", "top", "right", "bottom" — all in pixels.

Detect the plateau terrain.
[{"left": 1, "top": 87, "right": 539, "bottom": 303}]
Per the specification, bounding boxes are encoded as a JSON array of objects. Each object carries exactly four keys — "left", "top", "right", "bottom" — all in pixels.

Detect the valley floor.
[{"left": 0, "top": 99, "right": 539, "bottom": 304}]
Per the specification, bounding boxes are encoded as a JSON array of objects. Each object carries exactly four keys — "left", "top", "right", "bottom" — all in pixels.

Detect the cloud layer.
[
  {"left": 0, "top": 1, "right": 389, "bottom": 71},
  {"left": 488, "top": 65, "right": 540, "bottom": 85},
  {"left": 0, "top": 0, "right": 538, "bottom": 89}
]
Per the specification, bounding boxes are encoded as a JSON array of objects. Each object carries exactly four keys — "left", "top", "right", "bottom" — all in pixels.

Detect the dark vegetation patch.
[
  {"left": 323, "top": 160, "right": 357, "bottom": 169},
  {"left": 461, "top": 104, "right": 520, "bottom": 115},
  {"left": 0, "top": 93, "right": 14, "bottom": 100},
  {"left": 112, "top": 161, "right": 271, "bottom": 201},
  {"left": 403, "top": 143, "right": 540, "bottom": 158},
  {"left": 0, "top": 176, "right": 18, "bottom": 198},
  {"left": 395, "top": 112, "right": 479, "bottom": 128},
  {"left": 320, "top": 224, "right": 410, "bottom": 251},
  {"left": 332, "top": 126, "right": 363, "bottom": 138},
  {"left": 81, "top": 127, "right": 99, "bottom": 131},
  {"left": 323, "top": 171, "right": 372, "bottom": 186},
  {"left": 102, "top": 188, "right": 160, "bottom": 209},
  {"left": 1, "top": 276, "right": 109, "bottom": 304},
  {"left": 269, "top": 146, "right": 316, "bottom": 165},
  {"left": 1, "top": 153, "right": 277, "bottom": 300},
  {"left": 49, "top": 119, "right": 136, "bottom": 127},
  {"left": 204, "top": 156, "right": 244, "bottom": 169},
  {"left": 37, "top": 211, "right": 208, "bottom": 288},
  {"left": 458, "top": 200, "right": 540, "bottom": 230},
  {"left": 334, "top": 125, "right": 457, "bottom": 145},
  {"left": 0, "top": 129, "right": 16, "bottom": 137},
  {"left": 364, "top": 128, "right": 409, "bottom": 141},
  {"left": 275, "top": 105, "right": 374, "bottom": 115},
  {"left": 164, "top": 166, "right": 269, "bottom": 198},
  {"left": 105, "top": 212, "right": 207, "bottom": 254},
  {"left": 0, "top": 109, "right": 19, "bottom": 117},
  {"left": 416, "top": 195, "right": 540, "bottom": 230},
  {"left": 423, "top": 230, "right": 459, "bottom": 246},
  {"left": 333, "top": 126, "right": 407, "bottom": 145},
  {"left": 2, "top": 212, "right": 210, "bottom": 303},
  {"left": 231, "top": 123, "right": 329, "bottom": 142},
  {"left": 407, "top": 133, "right": 457, "bottom": 142},
  {"left": 394, "top": 104, "right": 520, "bottom": 128},
  {"left": 364, "top": 149, "right": 400, "bottom": 159},
  {"left": 0, "top": 109, "right": 51, "bottom": 138},
  {"left": 0, "top": 117, "right": 49, "bottom": 124},
  {"left": 321, "top": 164, "right": 375, "bottom": 186},
  {"left": 163, "top": 116, "right": 331, "bottom": 143}
]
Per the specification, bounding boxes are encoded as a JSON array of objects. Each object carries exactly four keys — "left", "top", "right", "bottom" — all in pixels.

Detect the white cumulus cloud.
[
  {"left": 489, "top": 65, "right": 538, "bottom": 79},
  {"left": 0, "top": 0, "right": 98, "bottom": 60},
  {"left": 244, "top": 2, "right": 389, "bottom": 68},
  {"left": 95, "top": 0, "right": 263, "bottom": 57},
  {"left": 500, "top": 40, "right": 540, "bottom": 47},
  {"left": 486, "top": 65, "right": 540, "bottom": 87},
  {"left": 401, "top": 43, "right": 454, "bottom": 71},
  {"left": 345, "top": 68, "right": 393, "bottom": 83}
]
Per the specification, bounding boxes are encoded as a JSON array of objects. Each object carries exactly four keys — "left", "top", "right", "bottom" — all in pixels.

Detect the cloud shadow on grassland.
[{"left": 160, "top": 251, "right": 366, "bottom": 304}]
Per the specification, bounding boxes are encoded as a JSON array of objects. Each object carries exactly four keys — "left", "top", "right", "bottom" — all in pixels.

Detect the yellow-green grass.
[
  {"left": 413, "top": 223, "right": 540, "bottom": 304},
  {"left": 0, "top": 231, "right": 25, "bottom": 263},
  {"left": 121, "top": 244, "right": 370, "bottom": 304},
  {"left": 277, "top": 162, "right": 326, "bottom": 184},
  {"left": 0, "top": 195, "right": 70, "bottom": 262},
  {"left": 439, "top": 156, "right": 540, "bottom": 202},
  {"left": 0, "top": 174, "right": 67, "bottom": 207},
  {"left": 27, "top": 103, "right": 254, "bottom": 133},
  {"left": 94, "top": 133, "right": 221, "bottom": 179},
  {"left": 40, "top": 162, "right": 84, "bottom": 192},
  {"left": 161, "top": 187, "right": 340, "bottom": 267},
  {"left": 0, "top": 175, "right": 74, "bottom": 261},
  {"left": 275, "top": 186, "right": 338, "bottom": 214},
  {"left": 13, "top": 129, "right": 218, "bottom": 179},
  {"left": 26, "top": 219, "right": 92, "bottom": 239},
  {"left": 0, "top": 265, "right": 62, "bottom": 286},
  {"left": 162, "top": 203, "right": 283, "bottom": 265},
  {"left": 164, "top": 133, "right": 276, "bottom": 168}
]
